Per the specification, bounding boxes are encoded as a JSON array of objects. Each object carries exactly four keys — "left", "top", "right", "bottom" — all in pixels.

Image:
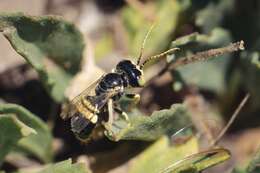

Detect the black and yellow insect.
[{"left": 60, "top": 26, "right": 178, "bottom": 141}]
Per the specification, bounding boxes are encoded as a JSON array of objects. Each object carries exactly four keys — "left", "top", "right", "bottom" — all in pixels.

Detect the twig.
[
  {"left": 146, "top": 40, "right": 245, "bottom": 85},
  {"left": 210, "top": 93, "right": 250, "bottom": 147},
  {"left": 184, "top": 94, "right": 216, "bottom": 148},
  {"left": 170, "top": 40, "right": 244, "bottom": 70}
]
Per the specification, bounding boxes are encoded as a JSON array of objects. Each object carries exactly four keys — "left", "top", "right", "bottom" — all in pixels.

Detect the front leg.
[
  {"left": 125, "top": 93, "right": 140, "bottom": 104},
  {"left": 120, "top": 93, "right": 140, "bottom": 112}
]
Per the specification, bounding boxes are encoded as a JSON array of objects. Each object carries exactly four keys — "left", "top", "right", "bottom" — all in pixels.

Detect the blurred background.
[{"left": 0, "top": 0, "right": 260, "bottom": 173}]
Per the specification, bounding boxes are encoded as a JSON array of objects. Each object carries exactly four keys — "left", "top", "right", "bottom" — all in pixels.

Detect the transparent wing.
[
  {"left": 61, "top": 75, "right": 118, "bottom": 120},
  {"left": 71, "top": 77, "right": 103, "bottom": 105},
  {"left": 61, "top": 77, "right": 104, "bottom": 119}
]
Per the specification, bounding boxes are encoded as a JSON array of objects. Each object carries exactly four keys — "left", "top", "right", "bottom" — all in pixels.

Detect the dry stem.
[
  {"left": 147, "top": 40, "right": 245, "bottom": 85},
  {"left": 170, "top": 40, "right": 244, "bottom": 70},
  {"left": 210, "top": 93, "right": 250, "bottom": 147}
]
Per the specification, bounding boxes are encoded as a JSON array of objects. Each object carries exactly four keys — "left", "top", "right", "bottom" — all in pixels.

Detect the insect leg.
[
  {"left": 122, "top": 93, "right": 140, "bottom": 111},
  {"left": 107, "top": 98, "right": 130, "bottom": 123},
  {"left": 103, "top": 98, "right": 132, "bottom": 133},
  {"left": 125, "top": 93, "right": 140, "bottom": 103},
  {"left": 114, "top": 107, "right": 129, "bottom": 122},
  {"left": 106, "top": 98, "right": 114, "bottom": 128},
  {"left": 102, "top": 99, "right": 115, "bottom": 138}
]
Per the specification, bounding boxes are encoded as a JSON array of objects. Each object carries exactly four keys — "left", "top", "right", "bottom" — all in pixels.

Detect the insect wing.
[
  {"left": 60, "top": 78, "right": 103, "bottom": 120},
  {"left": 85, "top": 92, "right": 114, "bottom": 111},
  {"left": 61, "top": 76, "right": 117, "bottom": 119}
]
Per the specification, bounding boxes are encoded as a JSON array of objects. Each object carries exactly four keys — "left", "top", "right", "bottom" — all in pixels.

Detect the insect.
[{"left": 60, "top": 25, "right": 179, "bottom": 142}]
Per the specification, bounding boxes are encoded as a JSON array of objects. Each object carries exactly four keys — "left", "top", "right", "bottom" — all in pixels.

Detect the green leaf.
[
  {"left": 105, "top": 104, "right": 191, "bottom": 141},
  {"left": 195, "top": 0, "right": 235, "bottom": 33},
  {"left": 161, "top": 148, "right": 231, "bottom": 173},
  {"left": 0, "top": 104, "right": 53, "bottom": 163},
  {"left": 0, "top": 114, "right": 35, "bottom": 165},
  {"left": 17, "top": 159, "right": 90, "bottom": 173},
  {"left": 129, "top": 136, "right": 198, "bottom": 173},
  {"left": 231, "top": 146, "right": 260, "bottom": 173},
  {"left": 239, "top": 52, "right": 260, "bottom": 112},
  {"left": 171, "top": 32, "right": 201, "bottom": 48},
  {"left": 246, "top": 146, "right": 260, "bottom": 173},
  {"left": 231, "top": 169, "right": 246, "bottom": 173},
  {"left": 122, "top": 0, "right": 181, "bottom": 57},
  {"left": 0, "top": 12, "right": 84, "bottom": 102}
]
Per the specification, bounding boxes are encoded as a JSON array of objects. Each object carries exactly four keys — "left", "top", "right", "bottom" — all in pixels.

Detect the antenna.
[
  {"left": 140, "top": 47, "right": 180, "bottom": 69},
  {"left": 136, "top": 23, "right": 156, "bottom": 66}
]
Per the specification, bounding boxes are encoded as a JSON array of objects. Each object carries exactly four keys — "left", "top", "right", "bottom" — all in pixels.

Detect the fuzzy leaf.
[
  {"left": 0, "top": 104, "right": 53, "bottom": 163},
  {"left": 17, "top": 159, "right": 90, "bottom": 173},
  {"left": 0, "top": 12, "right": 84, "bottom": 102},
  {"left": 105, "top": 104, "right": 191, "bottom": 141},
  {"left": 0, "top": 114, "right": 35, "bottom": 165}
]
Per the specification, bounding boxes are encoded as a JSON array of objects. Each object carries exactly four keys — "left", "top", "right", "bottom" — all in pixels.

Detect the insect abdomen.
[
  {"left": 71, "top": 113, "right": 96, "bottom": 141},
  {"left": 75, "top": 97, "right": 98, "bottom": 123}
]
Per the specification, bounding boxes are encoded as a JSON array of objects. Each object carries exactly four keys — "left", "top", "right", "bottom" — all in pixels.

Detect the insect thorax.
[{"left": 95, "top": 73, "right": 127, "bottom": 101}]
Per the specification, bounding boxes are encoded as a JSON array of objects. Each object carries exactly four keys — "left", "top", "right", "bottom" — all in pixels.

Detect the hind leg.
[
  {"left": 103, "top": 99, "right": 130, "bottom": 139},
  {"left": 103, "top": 99, "right": 114, "bottom": 129}
]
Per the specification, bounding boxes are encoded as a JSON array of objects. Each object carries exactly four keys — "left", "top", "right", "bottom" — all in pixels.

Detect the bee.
[{"left": 60, "top": 26, "right": 179, "bottom": 142}]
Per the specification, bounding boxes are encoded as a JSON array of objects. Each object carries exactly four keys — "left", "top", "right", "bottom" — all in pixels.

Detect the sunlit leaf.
[
  {"left": 122, "top": 0, "right": 181, "bottom": 57},
  {"left": 105, "top": 104, "right": 191, "bottom": 141},
  {"left": 0, "top": 12, "right": 84, "bottom": 102},
  {"left": 17, "top": 159, "right": 90, "bottom": 173},
  {"left": 129, "top": 136, "right": 198, "bottom": 173},
  {"left": 161, "top": 148, "right": 231, "bottom": 173}
]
